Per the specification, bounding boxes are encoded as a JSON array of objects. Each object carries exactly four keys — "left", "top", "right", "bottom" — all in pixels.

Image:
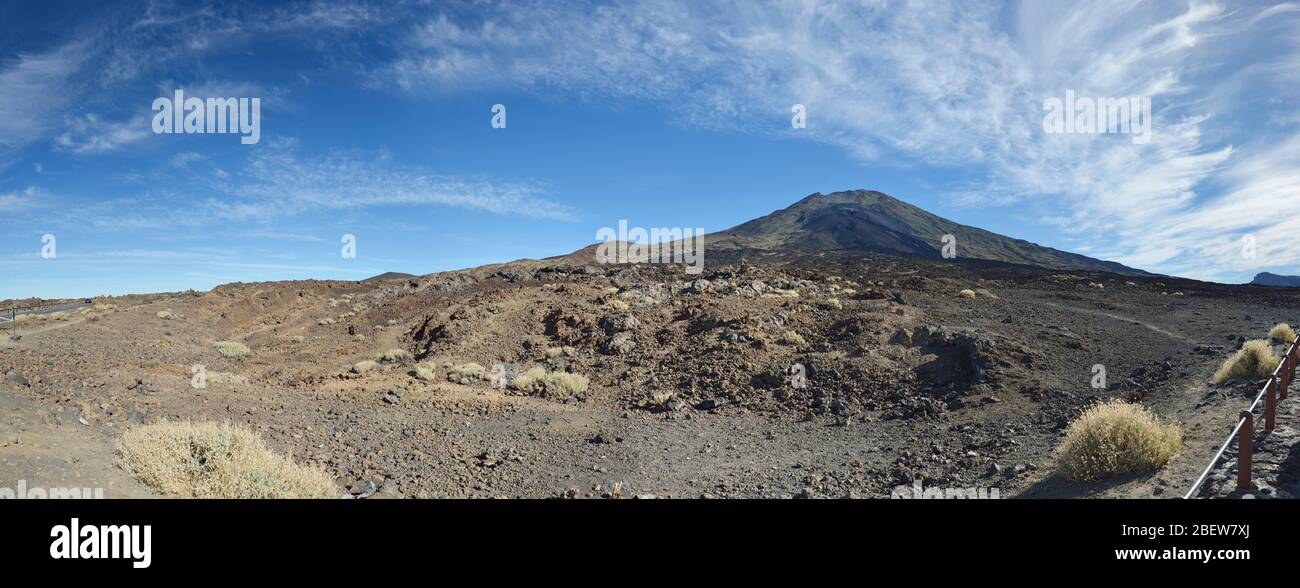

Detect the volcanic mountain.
[{"left": 703, "top": 190, "right": 1146, "bottom": 275}]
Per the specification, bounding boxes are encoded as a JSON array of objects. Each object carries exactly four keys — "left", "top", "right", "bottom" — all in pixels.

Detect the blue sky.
[{"left": 1, "top": 0, "right": 1298, "bottom": 299}]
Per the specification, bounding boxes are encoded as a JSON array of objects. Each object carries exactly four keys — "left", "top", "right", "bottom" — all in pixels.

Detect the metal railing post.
[
  {"left": 1237, "top": 411, "right": 1254, "bottom": 492},
  {"left": 1265, "top": 376, "right": 1278, "bottom": 432},
  {"left": 1283, "top": 352, "right": 1292, "bottom": 400}
]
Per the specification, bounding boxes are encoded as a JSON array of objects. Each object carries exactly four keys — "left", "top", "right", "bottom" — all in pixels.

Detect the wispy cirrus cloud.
[
  {"left": 54, "top": 113, "right": 152, "bottom": 153},
  {"left": 221, "top": 141, "right": 577, "bottom": 221},
  {"left": 0, "top": 41, "right": 88, "bottom": 153}
]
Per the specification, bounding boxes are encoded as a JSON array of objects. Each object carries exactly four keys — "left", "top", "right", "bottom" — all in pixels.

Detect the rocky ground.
[{"left": 3, "top": 250, "right": 1300, "bottom": 498}]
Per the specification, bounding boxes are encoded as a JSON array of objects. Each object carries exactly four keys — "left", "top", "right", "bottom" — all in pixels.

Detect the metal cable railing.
[{"left": 1184, "top": 334, "right": 1299, "bottom": 499}]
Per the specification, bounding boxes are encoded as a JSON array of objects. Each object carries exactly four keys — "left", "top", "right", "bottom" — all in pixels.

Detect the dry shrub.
[
  {"left": 446, "top": 362, "right": 486, "bottom": 384},
  {"left": 1054, "top": 400, "right": 1182, "bottom": 482},
  {"left": 1211, "top": 340, "right": 1281, "bottom": 384},
  {"left": 545, "top": 346, "right": 577, "bottom": 359},
  {"left": 156, "top": 310, "right": 174, "bottom": 320},
  {"left": 116, "top": 421, "right": 335, "bottom": 498},
  {"left": 510, "top": 366, "right": 589, "bottom": 398},
  {"left": 1269, "top": 323, "right": 1296, "bottom": 343},
  {"left": 213, "top": 341, "right": 250, "bottom": 358},
  {"left": 351, "top": 360, "right": 377, "bottom": 374},
  {"left": 957, "top": 289, "right": 977, "bottom": 299},
  {"left": 413, "top": 364, "right": 437, "bottom": 381},
  {"left": 377, "top": 348, "right": 409, "bottom": 363},
  {"left": 781, "top": 330, "right": 807, "bottom": 348}
]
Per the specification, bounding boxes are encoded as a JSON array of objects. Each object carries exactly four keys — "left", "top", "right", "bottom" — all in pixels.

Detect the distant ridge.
[
  {"left": 1251, "top": 272, "right": 1300, "bottom": 287},
  {"left": 363, "top": 272, "right": 417, "bottom": 282}
]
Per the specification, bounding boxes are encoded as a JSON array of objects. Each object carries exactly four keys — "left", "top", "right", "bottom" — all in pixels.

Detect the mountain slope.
[
  {"left": 1251, "top": 272, "right": 1300, "bottom": 287},
  {"left": 707, "top": 190, "right": 1146, "bottom": 275}
]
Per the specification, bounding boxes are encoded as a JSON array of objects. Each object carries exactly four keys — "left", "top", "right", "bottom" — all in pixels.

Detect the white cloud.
[
  {"left": 221, "top": 141, "right": 577, "bottom": 221},
  {"left": 54, "top": 113, "right": 152, "bottom": 153},
  {"left": 0, "top": 41, "right": 87, "bottom": 152},
  {"left": 0, "top": 187, "right": 42, "bottom": 211}
]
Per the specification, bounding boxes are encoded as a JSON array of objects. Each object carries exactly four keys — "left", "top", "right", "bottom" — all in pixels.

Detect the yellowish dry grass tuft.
[
  {"left": 351, "top": 359, "right": 378, "bottom": 374},
  {"left": 957, "top": 289, "right": 976, "bottom": 299},
  {"left": 544, "top": 346, "right": 577, "bottom": 359},
  {"left": 1211, "top": 340, "right": 1281, "bottom": 384},
  {"left": 213, "top": 341, "right": 250, "bottom": 358},
  {"left": 1054, "top": 400, "right": 1182, "bottom": 482},
  {"left": 510, "top": 366, "right": 589, "bottom": 398},
  {"left": 780, "top": 330, "right": 807, "bottom": 348},
  {"left": 413, "top": 363, "right": 437, "bottom": 381},
  {"left": 377, "top": 348, "right": 410, "bottom": 363},
  {"left": 1269, "top": 323, "right": 1296, "bottom": 343},
  {"left": 116, "top": 421, "right": 336, "bottom": 498},
  {"left": 446, "top": 362, "right": 486, "bottom": 384}
]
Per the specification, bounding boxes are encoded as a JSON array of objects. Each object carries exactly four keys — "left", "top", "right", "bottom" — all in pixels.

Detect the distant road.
[{"left": 1, "top": 302, "right": 91, "bottom": 318}]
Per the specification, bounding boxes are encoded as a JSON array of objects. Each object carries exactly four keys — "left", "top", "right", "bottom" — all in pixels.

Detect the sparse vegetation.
[
  {"left": 116, "top": 421, "right": 336, "bottom": 498},
  {"left": 1054, "top": 400, "right": 1182, "bottom": 482},
  {"left": 446, "top": 362, "right": 486, "bottom": 384},
  {"left": 545, "top": 346, "right": 577, "bottom": 359},
  {"left": 156, "top": 310, "right": 174, "bottom": 320},
  {"left": 957, "top": 289, "right": 976, "bottom": 298},
  {"left": 1269, "top": 323, "right": 1296, "bottom": 343},
  {"left": 287, "top": 335, "right": 305, "bottom": 343},
  {"left": 781, "top": 330, "right": 807, "bottom": 348},
  {"left": 317, "top": 317, "right": 335, "bottom": 325},
  {"left": 1212, "top": 339, "right": 1281, "bottom": 384},
  {"left": 413, "top": 363, "right": 437, "bottom": 382},
  {"left": 603, "top": 299, "right": 630, "bottom": 311},
  {"left": 763, "top": 288, "right": 800, "bottom": 299},
  {"left": 822, "top": 297, "right": 843, "bottom": 310},
  {"left": 510, "top": 366, "right": 589, "bottom": 398},
  {"left": 378, "top": 348, "right": 410, "bottom": 363},
  {"left": 650, "top": 391, "right": 675, "bottom": 408},
  {"left": 351, "top": 360, "right": 377, "bottom": 374},
  {"left": 213, "top": 341, "right": 250, "bottom": 358}
]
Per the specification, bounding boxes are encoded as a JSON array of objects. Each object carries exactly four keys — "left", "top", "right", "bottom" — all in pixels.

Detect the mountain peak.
[{"left": 711, "top": 189, "right": 1145, "bottom": 275}]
